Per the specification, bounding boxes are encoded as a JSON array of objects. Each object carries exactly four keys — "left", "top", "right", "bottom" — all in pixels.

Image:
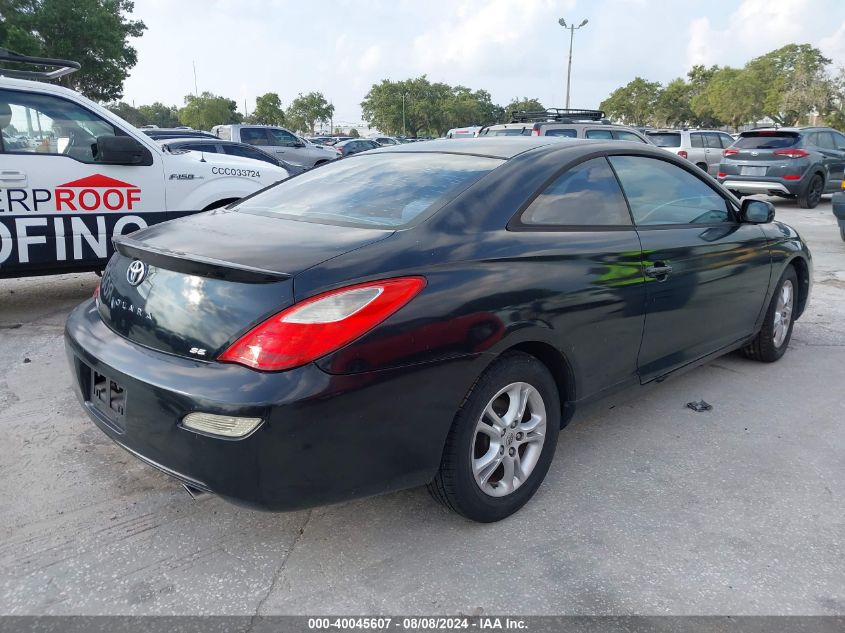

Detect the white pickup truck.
[{"left": 0, "top": 50, "right": 288, "bottom": 278}]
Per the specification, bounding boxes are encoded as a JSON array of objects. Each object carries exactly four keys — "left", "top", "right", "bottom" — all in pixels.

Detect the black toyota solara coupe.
[{"left": 65, "top": 137, "right": 812, "bottom": 522}]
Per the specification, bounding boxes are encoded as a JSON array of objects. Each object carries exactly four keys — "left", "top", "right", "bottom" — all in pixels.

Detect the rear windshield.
[
  {"left": 234, "top": 152, "right": 502, "bottom": 228},
  {"left": 479, "top": 128, "right": 529, "bottom": 136},
  {"left": 734, "top": 132, "right": 799, "bottom": 149},
  {"left": 646, "top": 132, "right": 682, "bottom": 148}
]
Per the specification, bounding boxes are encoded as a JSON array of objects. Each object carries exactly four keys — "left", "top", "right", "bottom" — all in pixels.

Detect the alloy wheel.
[
  {"left": 773, "top": 279, "right": 794, "bottom": 348},
  {"left": 471, "top": 382, "right": 547, "bottom": 497}
]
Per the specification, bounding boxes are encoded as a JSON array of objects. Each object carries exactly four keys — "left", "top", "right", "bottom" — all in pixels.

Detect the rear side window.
[
  {"left": 834, "top": 132, "right": 845, "bottom": 150},
  {"left": 608, "top": 156, "right": 730, "bottom": 226},
  {"left": 815, "top": 132, "right": 836, "bottom": 150},
  {"left": 215, "top": 127, "right": 231, "bottom": 141},
  {"left": 614, "top": 130, "right": 646, "bottom": 143},
  {"left": 520, "top": 158, "right": 632, "bottom": 227},
  {"left": 585, "top": 129, "right": 614, "bottom": 140},
  {"left": 734, "top": 132, "right": 798, "bottom": 149},
  {"left": 690, "top": 133, "right": 704, "bottom": 148},
  {"left": 241, "top": 128, "right": 270, "bottom": 145},
  {"left": 544, "top": 128, "right": 577, "bottom": 138},
  {"left": 235, "top": 152, "right": 502, "bottom": 228},
  {"left": 646, "top": 132, "right": 681, "bottom": 148}
]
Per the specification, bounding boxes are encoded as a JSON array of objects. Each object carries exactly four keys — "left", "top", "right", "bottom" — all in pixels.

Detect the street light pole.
[
  {"left": 558, "top": 18, "right": 588, "bottom": 110},
  {"left": 402, "top": 92, "right": 408, "bottom": 137}
]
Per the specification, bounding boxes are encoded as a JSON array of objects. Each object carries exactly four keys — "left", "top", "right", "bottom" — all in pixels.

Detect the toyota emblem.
[{"left": 126, "top": 260, "right": 147, "bottom": 286}]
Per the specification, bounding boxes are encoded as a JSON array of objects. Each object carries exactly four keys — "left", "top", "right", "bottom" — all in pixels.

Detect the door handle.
[
  {"left": 0, "top": 170, "right": 26, "bottom": 183},
  {"left": 645, "top": 262, "right": 673, "bottom": 281}
]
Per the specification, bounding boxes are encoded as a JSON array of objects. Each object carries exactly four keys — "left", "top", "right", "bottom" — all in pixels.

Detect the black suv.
[{"left": 718, "top": 127, "right": 845, "bottom": 208}]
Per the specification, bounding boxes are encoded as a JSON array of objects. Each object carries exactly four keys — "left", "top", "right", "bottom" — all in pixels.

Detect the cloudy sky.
[{"left": 123, "top": 0, "right": 845, "bottom": 126}]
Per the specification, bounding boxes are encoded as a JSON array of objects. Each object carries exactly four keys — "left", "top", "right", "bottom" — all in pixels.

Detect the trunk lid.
[{"left": 97, "top": 209, "right": 393, "bottom": 359}]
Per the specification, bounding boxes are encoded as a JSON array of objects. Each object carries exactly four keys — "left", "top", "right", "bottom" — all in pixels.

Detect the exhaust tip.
[{"left": 181, "top": 483, "right": 210, "bottom": 501}]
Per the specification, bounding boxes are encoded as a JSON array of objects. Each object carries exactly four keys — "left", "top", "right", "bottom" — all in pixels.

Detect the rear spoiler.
[{"left": 113, "top": 236, "right": 291, "bottom": 283}]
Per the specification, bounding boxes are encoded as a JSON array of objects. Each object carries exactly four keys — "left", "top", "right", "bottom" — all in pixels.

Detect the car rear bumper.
[
  {"left": 720, "top": 179, "right": 799, "bottom": 195},
  {"left": 65, "top": 299, "right": 485, "bottom": 511}
]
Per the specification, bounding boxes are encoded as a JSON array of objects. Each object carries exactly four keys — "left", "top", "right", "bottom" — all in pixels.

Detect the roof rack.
[
  {"left": 0, "top": 48, "right": 80, "bottom": 80},
  {"left": 509, "top": 108, "right": 606, "bottom": 123}
]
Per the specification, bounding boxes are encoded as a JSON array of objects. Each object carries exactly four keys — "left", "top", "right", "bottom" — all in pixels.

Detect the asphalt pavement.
[{"left": 0, "top": 198, "right": 842, "bottom": 616}]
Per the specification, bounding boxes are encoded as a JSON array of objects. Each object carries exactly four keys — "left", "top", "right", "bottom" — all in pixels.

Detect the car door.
[
  {"left": 266, "top": 128, "right": 308, "bottom": 164},
  {"left": 703, "top": 132, "right": 724, "bottom": 175},
  {"left": 0, "top": 87, "right": 166, "bottom": 277},
  {"left": 815, "top": 131, "right": 845, "bottom": 191},
  {"left": 831, "top": 131, "right": 845, "bottom": 188},
  {"left": 607, "top": 154, "right": 772, "bottom": 382},
  {"left": 511, "top": 156, "right": 646, "bottom": 396},
  {"left": 688, "top": 132, "right": 708, "bottom": 169}
]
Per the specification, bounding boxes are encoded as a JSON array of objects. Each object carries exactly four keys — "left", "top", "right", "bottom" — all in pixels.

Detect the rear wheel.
[
  {"left": 840, "top": 226, "right": 845, "bottom": 242},
  {"left": 696, "top": 162, "right": 708, "bottom": 172},
  {"left": 427, "top": 352, "right": 560, "bottom": 522},
  {"left": 742, "top": 267, "right": 798, "bottom": 362},
  {"left": 797, "top": 174, "right": 824, "bottom": 209}
]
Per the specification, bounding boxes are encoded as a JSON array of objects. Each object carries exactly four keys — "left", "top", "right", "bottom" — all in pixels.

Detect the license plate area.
[
  {"left": 90, "top": 369, "right": 127, "bottom": 431},
  {"left": 740, "top": 166, "right": 767, "bottom": 176}
]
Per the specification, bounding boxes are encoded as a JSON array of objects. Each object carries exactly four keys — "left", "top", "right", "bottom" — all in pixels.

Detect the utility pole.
[
  {"left": 192, "top": 61, "right": 198, "bottom": 96},
  {"left": 558, "top": 18, "right": 588, "bottom": 109},
  {"left": 402, "top": 92, "right": 409, "bottom": 137}
]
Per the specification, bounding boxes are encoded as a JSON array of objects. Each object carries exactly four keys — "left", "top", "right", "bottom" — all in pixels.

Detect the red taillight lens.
[
  {"left": 723, "top": 148, "right": 739, "bottom": 157},
  {"left": 93, "top": 281, "right": 101, "bottom": 299},
  {"left": 677, "top": 150, "right": 688, "bottom": 159},
  {"left": 531, "top": 124, "right": 540, "bottom": 137},
  {"left": 717, "top": 172, "right": 727, "bottom": 178},
  {"left": 783, "top": 174, "right": 802, "bottom": 180},
  {"left": 219, "top": 277, "right": 427, "bottom": 371},
  {"left": 773, "top": 148, "right": 809, "bottom": 159}
]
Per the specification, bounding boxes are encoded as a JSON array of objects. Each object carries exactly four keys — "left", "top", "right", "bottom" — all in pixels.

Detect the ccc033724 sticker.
[{"left": 211, "top": 167, "right": 261, "bottom": 178}]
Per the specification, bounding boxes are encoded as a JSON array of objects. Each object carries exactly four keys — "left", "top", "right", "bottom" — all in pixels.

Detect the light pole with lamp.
[{"left": 558, "top": 18, "right": 588, "bottom": 109}]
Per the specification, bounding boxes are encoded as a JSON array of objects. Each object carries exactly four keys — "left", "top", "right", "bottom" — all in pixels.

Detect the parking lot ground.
[{"left": 0, "top": 199, "right": 843, "bottom": 616}]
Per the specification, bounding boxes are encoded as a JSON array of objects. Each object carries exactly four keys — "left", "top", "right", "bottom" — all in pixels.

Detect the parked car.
[
  {"left": 333, "top": 138, "right": 380, "bottom": 156},
  {"left": 479, "top": 109, "right": 650, "bottom": 144},
  {"left": 212, "top": 124, "right": 338, "bottom": 168},
  {"left": 718, "top": 127, "right": 845, "bottom": 208},
  {"left": 157, "top": 137, "right": 306, "bottom": 175},
  {"left": 66, "top": 137, "right": 811, "bottom": 522},
  {"left": 307, "top": 136, "right": 333, "bottom": 146},
  {"left": 446, "top": 127, "right": 481, "bottom": 138},
  {"left": 141, "top": 128, "right": 217, "bottom": 140},
  {"left": 833, "top": 180, "right": 845, "bottom": 241},
  {"left": 646, "top": 129, "right": 736, "bottom": 175},
  {"left": 373, "top": 136, "right": 400, "bottom": 146},
  {"left": 0, "top": 49, "right": 287, "bottom": 279}
]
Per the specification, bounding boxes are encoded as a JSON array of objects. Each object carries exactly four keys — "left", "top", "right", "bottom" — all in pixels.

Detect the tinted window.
[
  {"left": 704, "top": 133, "right": 723, "bottom": 149},
  {"left": 608, "top": 156, "right": 730, "bottom": 226},
  {"left": 834, "top": 132, "right": 845, "bottom": 150},
  {"left": 240, "top": 128, "right": 269, "bottom": 145},
  {"left": 0, "top": 88, "right": 120, "bottom": 162},
  {"left": 222, "top": 144, "right": 275, "bottom": 165},
  {"left": 734, "top": 132, "right": 798, "bottom": 149},
  {"left": 690, "top": 133, "right": 704, "bottom": 148},
  {"left": 521, "top": 158, "right": 631, "bottom": 226},
  {"left": 815, "top": 131, "right": 836, "bottom": 150},
  {"left": 183, "top": 143, "right": 218, "bottom": 153},
  {"left": 614, "top": 130, "right": 646, "bottom": 143},
  {"left": 268, "top": 128, "right": 299, "bottom": 147},
  {"left": 544, "top": 128, "right": 577, "bottom": 138},
  {"left": 646, "top": 132, "right": 682, "bottom": 148},
  {"left": 235, "top": 153, "right": 502, "bottom": 228},
  {"left": 719, "top": 133, "right": 735, "bottom": 148},
  {"left": 585, "top": 129, "right": 614, "bottom": 140}
]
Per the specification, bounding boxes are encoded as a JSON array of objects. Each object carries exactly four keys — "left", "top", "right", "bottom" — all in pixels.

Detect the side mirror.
[
  {"left": 740, "top": 198, "right": 775, "bottom": 224},
  {"left": 96, "top": 135, "right": 153, "bottom": 166}
]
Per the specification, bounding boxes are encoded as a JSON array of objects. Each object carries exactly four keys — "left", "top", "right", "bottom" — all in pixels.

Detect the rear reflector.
[
  {"left": 219, "top": 276, "right": 426, "bottom": 371},
  {"left": 677, "top": 150, "right": 688, "bottom": 159},
  {"left": 723, "top": 149, "right": 739, "bottom": 157},
  {"left": 773, "top": 149, "right": 809, "bottom": 159},
  {"left": 182, "top": 412, "right": 262, "bottom": 438},
  {"left": 717, "top": 172, "right": 727, "bottom": 178},
  {"left": 783, "top": 174, "right": 802, "bottom": 180}
]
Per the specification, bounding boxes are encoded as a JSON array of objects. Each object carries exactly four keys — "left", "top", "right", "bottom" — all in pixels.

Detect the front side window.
[
  {"left": 235, "top": 152, "right": 502, "bottom": 228},
  {"left": 704, "top": 133, "right": 723, "bottom": 149},
  {"left": 608, "top": 155, "right": 731, "bottom": 226},
  {"left": 0, "top": 88, "right": 120, "bottom": 163},
  {"left": 222, "top": 144, "right": 275, "bottom": 164},
  {"left": 520, "top": 157, "right": 631, "bottom": 227},
  {"left": 268, "top": 128, "right": 300, "bottom": 147},
  {"left": 833, "top": 131, "right": 845, "bottom": 150}
]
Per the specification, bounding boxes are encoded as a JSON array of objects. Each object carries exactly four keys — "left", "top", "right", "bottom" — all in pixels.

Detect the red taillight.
[
  {"left": 93, "top": 281, "right": 101, "bottom": 299},
  {"left": 773, "top": 148, "right": 809, "bottom": 159},
  {"left": 717, "top": 172, "right": 727, "bottom": 178},
  {"left": 531, "top": 124, "right": 540, "bottom": 137},
  {"left": 219, "top": 277, "right": 426, "bottom": 371},
  {"left": 783, "top": 174, "right": 802, "bottom": 180},
  {"left": 677, "top": 150, "right": 688, "bottom": 159},
  {"left": 723, "top": 148, "right": 739, "bottom": 157}
]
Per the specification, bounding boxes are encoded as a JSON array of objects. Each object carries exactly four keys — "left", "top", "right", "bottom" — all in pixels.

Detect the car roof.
[{"left": 369, "top": 137, "right": 580, "bottom": 159}]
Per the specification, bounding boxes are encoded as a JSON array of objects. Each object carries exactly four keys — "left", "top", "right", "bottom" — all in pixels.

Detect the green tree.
[
  {"left": 502, "top": 97, "right": 545, "bottom": 120},
  {"left": 105, "top": 101, "right": 147, "bottom": 126},
  {"left": 825, "top": 66, "right": 845, "bottom": 130},
  {"left": 687, "top": 64, "right": 724, "bottom": 127},
  {"left": 178, "top": 92, "right": 242, "bottom": 130},
  {"left": 348, "top": 128, "right": 360, "bottom": 138},
  {"left": 599, "top": 77, "right": 662, "bottom": 126},
  {"left": 654, "top": 78, "right": 693, "bottom": 127},
  {"left": 286, "top": 92, "right": 334, "bottom": 134},
  {"left": 699, "top": 67, "right": 761, "bottom": 130},
  {"left": 137, "top": 102, "right": 179, "bottom": 127},
  {"left": 248, "top": 92, "right": 285, "bottom": 125},
  {"left": 0, "top": 0, "right": 146, "bottom": 102}
]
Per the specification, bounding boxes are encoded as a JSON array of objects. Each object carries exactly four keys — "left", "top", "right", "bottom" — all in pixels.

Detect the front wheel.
[
  {"left": 427, "top": 352, "right": 561, "bottom": 522},
  {"left": 742, "top": 267, "right": 798, "bottom": 362},
  {"left": 797, "top": 174, "right": 824, "bottom": 209}
]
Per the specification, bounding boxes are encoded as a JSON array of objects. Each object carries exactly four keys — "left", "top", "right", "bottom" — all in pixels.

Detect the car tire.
[
  {"left": 742, "top": 266, "right": 798, "bottom": 363},
  {"left": 797, "top": 174, "right": 824, "bottom": 209},
  {"left": 427, "top": 352, "right": 561, "bottom": 522},
  {"left": 840, "top": 226, "right": 845, "bottom": 242},
  {"left": 696, "top": 162, "right": 708, "bottom": 172}
]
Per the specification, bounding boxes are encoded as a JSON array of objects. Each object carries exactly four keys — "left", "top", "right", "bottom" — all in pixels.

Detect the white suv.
[{"left": 0, "top": 51, "right": 287, "bottom": 278}]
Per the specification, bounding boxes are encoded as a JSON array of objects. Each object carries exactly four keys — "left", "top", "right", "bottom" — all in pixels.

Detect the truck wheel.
[
  {"left": 797, "top": 174, "right": 823, "bottom": 209},
  {"left": 742, "top": 266, "right": 798, "bottom": 363}
]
